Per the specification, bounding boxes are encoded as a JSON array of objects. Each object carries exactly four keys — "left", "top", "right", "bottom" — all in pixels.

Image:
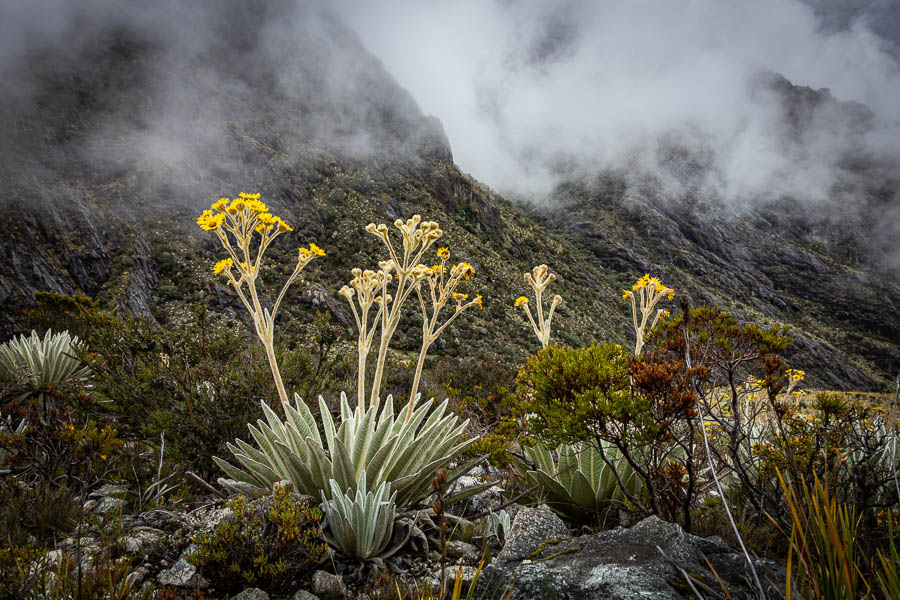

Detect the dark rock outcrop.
[{"left": 479, "top": 512, "right": 784, "bottom": 600}]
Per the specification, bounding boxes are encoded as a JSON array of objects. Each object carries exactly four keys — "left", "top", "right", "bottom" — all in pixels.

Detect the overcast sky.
[{"left": 334, "top": 0, "right": 900, "bottom": 203}]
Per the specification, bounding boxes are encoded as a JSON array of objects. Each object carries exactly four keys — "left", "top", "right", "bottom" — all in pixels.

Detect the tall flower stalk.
[
  {"left": 197, "top": 193, "right": 325, "bottom": 405},
  {"left": 338, "top": 216, "right": 480, "bottom": 420},
  {"left": 362, "top": 216, "right": 442, "bottom": 412},
  {"left": 515, "top": 265, "right": 563, "bottom": 349},
  {"left": 621, "top": 274, "right": 673, "bottom": 356},
  {"left": 339, "top": 268, "right": 391, "bottom": 410},
  {"left": 410, "top": 248, "right": 482, "bottom": 418}
]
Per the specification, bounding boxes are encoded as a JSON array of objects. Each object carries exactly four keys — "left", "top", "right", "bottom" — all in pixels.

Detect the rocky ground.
[{"left": 29, "top": 474, "right": 786, "bottom": 600}]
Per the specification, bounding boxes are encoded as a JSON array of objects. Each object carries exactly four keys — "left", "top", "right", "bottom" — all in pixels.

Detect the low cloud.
[{"left": 334, "top": 0, "right": 900, "bottom": 208}]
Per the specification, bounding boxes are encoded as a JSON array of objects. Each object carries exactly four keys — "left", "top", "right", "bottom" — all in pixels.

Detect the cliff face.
[{"left": 0, "top": 1, "right": 897, "bottom": 390}]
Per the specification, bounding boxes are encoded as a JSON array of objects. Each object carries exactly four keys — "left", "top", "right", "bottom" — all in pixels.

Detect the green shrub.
[
  {"left": 516, "top": 342, "right": 697, "bottom": 523},
  {"left": 189, "top": 484, "right": 327, "bottom": 596},
  {"left": 0, "top": 410, "right": 124, "bottom": 547},
  {"left": 24, "top": 294, "right": 349, "bottom": 478},
  {"left": 0, "top": 545, "right": 47, "bottom": 599},
  {"left": 0, "top": 542, "right": 150, "bottom": 600},
  {"left": 515, "top": 342, "right": 633, "bottom": 448}
]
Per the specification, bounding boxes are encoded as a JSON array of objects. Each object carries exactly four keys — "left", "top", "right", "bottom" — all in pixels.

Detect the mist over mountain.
[
  {"left": 0, "top": 0, "right": 450, "bottom": 202},
  {"left": 335, "top": 0, "right": 900, "bottom": 269},
  {"left": 0, "top": 0, "right": 897, "bottom": 390}
]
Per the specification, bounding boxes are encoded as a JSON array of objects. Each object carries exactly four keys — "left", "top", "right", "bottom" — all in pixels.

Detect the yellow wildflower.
[
  {"left": 227, "top": 199, "right": 246, "bottom": 214},
  {"left": 437, "top": 247, "right": 450, "bottom": 260},
  {"left": 257, "top": 212, "right": 277, "bottom": 224},
  {"left": 474, "top": 294, "right": 483, "bottom": 309},
  {"left": 452, "top": 292, "right": 468, "bottom": 302},
  {"left": 245, "top": 199, "right": 268, "bottom": 213},
  {"left": 275, "top": 217, "right": 292, "bottom": 232},
  {"left": 213, "top": 258, "right": 233, "bottom": 274},
  {"left": 238, "top": 192, "right": 262, "bottom": 199},
  {"left": 622, "top": 290, "right": 632, "bottom": 299},
  {"left": 309, "top": 243, "right": 326, "bottom": 257},
  {"left": 298, "top": 247, "right": 311, "bottom": 259},
  {"left": 455, "top": 262, "right": 475, "bottom": 280},
  {"left": 211, "top": 198, "right": 229, "bottom": 211},
  {"left": 197, "top": 210, "right": 225, "bottom": 231},
  {"left": 515, "top": 296, "right": 529, "bottom": 307},
  {"left": 633, "top": 274, "right": 651, "bottom": 291}
]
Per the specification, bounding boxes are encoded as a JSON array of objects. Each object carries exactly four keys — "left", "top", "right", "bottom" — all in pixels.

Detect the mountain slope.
[{"left": 0, "top": 1, "right": 896, "bottom": 390}]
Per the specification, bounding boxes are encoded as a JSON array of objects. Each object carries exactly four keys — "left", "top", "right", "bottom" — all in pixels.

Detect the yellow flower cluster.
[
  {"left": 197, "top": 210, "right": 226, "bottom": 231},
  {"left": 786, "top": 369, "right": 805, "bottom": 383},
  {"left": 256, "top": 211, "right": 292, "bottom": 234},
  {"left": 628, "top": 273, "right": 675, "bottom": 300},
  {"left": 298, "top": 243, "right": 326, "bottom": 260},
  {"left": 197, "top": 193, "right": 291, "bottom": 234},
  {"left": 515, "top": 265, "right": 563, "bottom": 349},
  {"left": 622, "top": 273, "right": 674, "bottom": 356}
]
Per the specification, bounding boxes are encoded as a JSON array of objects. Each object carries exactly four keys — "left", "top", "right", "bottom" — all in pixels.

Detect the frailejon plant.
[
  {"left": 204, "top": 208, "right": 481, "bottom": 512},
  {"left": 515, "top": 266, "right": 640, "bottom": 525},
  {"left": 524, "top": 440, "right": 642, "bottom": 524},
  {"left": 321, "top": 471, "right": 402, "bottom": 560},
  {"left": 197, "top": 193, "right": 325, "bottom": 405},
  {"left": 339, "top": 216, "right": 481, "bottom": 416},
  {"left": 621, "top": 274, "right": 673, "bottom": 356},
  {"left": 484, "top": 508, "right": 511, "bottom": 541},
  {"left": 0, "top": 330, "right": 90, "bottom": 417},
  {"left": 514, "top": 265, "right": 562, "bottom": 349},
  {"left": 214, "top": 392, "right": 474, "bottom": 507}
]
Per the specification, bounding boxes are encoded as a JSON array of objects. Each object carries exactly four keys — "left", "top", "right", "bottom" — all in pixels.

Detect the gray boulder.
[
  {"left": 478, "top": 515, "right": 784, "bottom": 600},
  {"left": 121, "top": 526, "right": 164, "bottom": 556},
  {"left": 445, "top": 540, "right": 481, "bottom": 565},
  {"left": 233, "top": 588, "right": 269, "bottom": 600},
  {"left": 497, "top": 504, "right": 569, "bottom": 563},
  {"left": 311, "top": 570, "right": 345, "bottom": 599},
  {"left": 433, "top": 565, "right": 481, "bottom": 590},
  {"left": 156, "top": 544, "right": 208, "bottom": 589}
]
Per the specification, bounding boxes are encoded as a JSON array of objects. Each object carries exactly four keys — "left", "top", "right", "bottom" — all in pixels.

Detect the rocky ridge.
[{"left": 0, "top": 1, "right": 897, "bottom": 389}]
